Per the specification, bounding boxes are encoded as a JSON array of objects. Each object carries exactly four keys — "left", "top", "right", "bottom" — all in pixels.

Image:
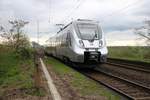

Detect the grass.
[
  {"left": 0, "top": 46, "right": 43, "bottom": 97},
  {"left": 45, "top": 57, "right": 121, "bottom": 100},
  {"left": 108, "top": 46, "right": 150, "bottom": 63}
]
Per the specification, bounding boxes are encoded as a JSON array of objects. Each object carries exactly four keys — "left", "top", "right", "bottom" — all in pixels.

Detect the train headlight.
[
  {"left": 79, "top": 40, "right": 84, "bottom": 47},
  {"left": 99, "top": 40, "right": 103, "bottom": 47}
]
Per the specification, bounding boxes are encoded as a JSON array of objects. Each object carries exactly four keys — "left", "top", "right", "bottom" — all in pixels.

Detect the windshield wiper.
[{"left": 90, "top": 33, "right": 97, "bottom": 42}]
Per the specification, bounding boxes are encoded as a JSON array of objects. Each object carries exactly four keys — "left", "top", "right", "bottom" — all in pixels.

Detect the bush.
[{"left": 15, "top": 47, "right": 32, "bottom": 59}]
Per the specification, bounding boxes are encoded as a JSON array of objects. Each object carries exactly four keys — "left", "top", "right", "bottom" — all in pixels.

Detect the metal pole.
[
  {"left": 49, "top": 0, "right": 51, "bottom": 23},
  {"left": 37, "top": 20, "right": 39, "bottom": 44}
]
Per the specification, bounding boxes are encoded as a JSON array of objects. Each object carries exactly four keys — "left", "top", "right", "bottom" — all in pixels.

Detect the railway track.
[
  {"left": 106, "top": 61, "right": 150, "bottom": 73},
  {"left": 52, "top": 57, "right": 150, "bottom": 99},
  {"left": 78, "top": 68, "right": 150, "bottom": 100},
  {"left": 107, "top": 58, "right": 150, "bottom": 72},
  {"left": 102, "top": 58, "right": 150, "bottom": 88},
  {"left": 71, "top": 59, "right": 150, "bottom": 100}
]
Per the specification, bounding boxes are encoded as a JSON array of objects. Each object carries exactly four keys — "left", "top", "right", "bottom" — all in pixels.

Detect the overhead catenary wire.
[
  {"left": 59, "top": 0, "right": 82, "bottom": 22},
  {"left": 100, "top": 0, "right": 142, "bottom": 23},
  {"left": 55, "top": 0, "right": 79, "bottom": 24},
  {"left": 52, "top": 0, "right": 144, "bottom": 32},
  {"left": 59, "top": 0, "right": 86, "bottom": 24},
  {"left": 60, "top": 0, "right": 141, "bottom": 25},
  {"left": 47, "top": 0, "right": 144, "bottom": 40},
  {"left": 97, "top": 0, "right": 144, "bottom": 32}
]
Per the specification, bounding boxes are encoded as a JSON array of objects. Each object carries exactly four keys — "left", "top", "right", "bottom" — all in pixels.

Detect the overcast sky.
[{"left": 0, "top": 0, "right": 149, "bottom": 45}]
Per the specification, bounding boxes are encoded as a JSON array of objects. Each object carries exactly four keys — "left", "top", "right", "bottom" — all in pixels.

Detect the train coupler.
[{"left": 84, "top": 51, "right": 100, "bottom": 62}]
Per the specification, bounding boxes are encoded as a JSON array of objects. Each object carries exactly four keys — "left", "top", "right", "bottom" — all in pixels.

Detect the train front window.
[{"left": 77, "top": 23, "right": 101, "bottom": 40}]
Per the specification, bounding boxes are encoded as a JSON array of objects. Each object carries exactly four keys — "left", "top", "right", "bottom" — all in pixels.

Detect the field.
[{"left": 108, "top": 46, "right": 150, "bottom": 63}]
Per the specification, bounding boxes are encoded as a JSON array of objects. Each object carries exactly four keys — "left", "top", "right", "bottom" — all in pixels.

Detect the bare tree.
[
  {"left": 9, "top": 20, "right": 29, "bottom": 49},
  {"left": 0, "top": 19, "right": 30, "bottom": 49},
  {"left": 134, "top": 20, "right": 150, "bottom": 46},
  {"left": 0, "top": 26, "right": 14, "bottom": 46}
]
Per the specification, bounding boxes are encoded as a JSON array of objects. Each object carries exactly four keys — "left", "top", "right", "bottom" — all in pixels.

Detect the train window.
[
  {"left": 62, "top": 33, "right": 66, "bottom": 46},
  {"left": 77, "top": 23, "right": 102, "bottom": 40},
  {"left": 56, "top": 37, "right": 59, "bottom": 46},
  {"left": 66, "top": 31, "right": 71, "bottom": 46},
  {"left": 60, "top": 34, "right": 63, "bottom": 46}
]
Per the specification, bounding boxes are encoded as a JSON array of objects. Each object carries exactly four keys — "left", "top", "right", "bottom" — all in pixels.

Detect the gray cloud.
[
  {"left": 131, "top": 0, "right": 150, "bottom": 16},
  {"left": 0, "top": 0, "right": 149, "bottom": 45}
]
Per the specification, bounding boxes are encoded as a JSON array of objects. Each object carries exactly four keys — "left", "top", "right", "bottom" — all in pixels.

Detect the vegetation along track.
[{"left": 76, "top": 67, "right": 150, "bottom": 100}]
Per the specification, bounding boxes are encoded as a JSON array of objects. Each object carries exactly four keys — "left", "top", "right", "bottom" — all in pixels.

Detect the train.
[{"left": 45, "top": 19, "right": 108, "bottom": 63}]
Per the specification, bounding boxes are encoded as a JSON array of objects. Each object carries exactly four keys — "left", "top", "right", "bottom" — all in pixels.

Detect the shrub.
[{"left": 15, "top": 47, "right": 32, "bottom": 59}]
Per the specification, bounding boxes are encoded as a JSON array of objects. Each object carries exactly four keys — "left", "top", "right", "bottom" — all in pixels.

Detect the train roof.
[
  {"left": 57, "top": 22, "right": 72, "bottom": 34},
  {"left": 57, "top": 19, "right": 99, "bottom": 34},
  {"left": 75, "top": 19, "right": 99, "bottom": 23}
]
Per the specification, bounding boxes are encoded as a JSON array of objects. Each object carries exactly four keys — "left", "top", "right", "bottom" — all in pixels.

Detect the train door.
[
  {"left": 66, "top": 30, "right": 74, "bottom": 61},
  {"left": 66, "top": 30, "right": 72, "bottom": 47}
]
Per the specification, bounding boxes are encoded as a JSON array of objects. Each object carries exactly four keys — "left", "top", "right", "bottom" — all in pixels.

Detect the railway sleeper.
[
  {"left": 131, "top": 93, "right": 150, "bottom": 98},
  {"left": 132, "top": 92, "right": 150, "bottom": 96},
  {"left": 123, "top": 89, "right": 142, "bottom": 93},
  {"left": 136, "top": 97, "right": 150, "bottom": 100},
  {"left": 109, "top": 82, "right": 129, "bottom": 87}
]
